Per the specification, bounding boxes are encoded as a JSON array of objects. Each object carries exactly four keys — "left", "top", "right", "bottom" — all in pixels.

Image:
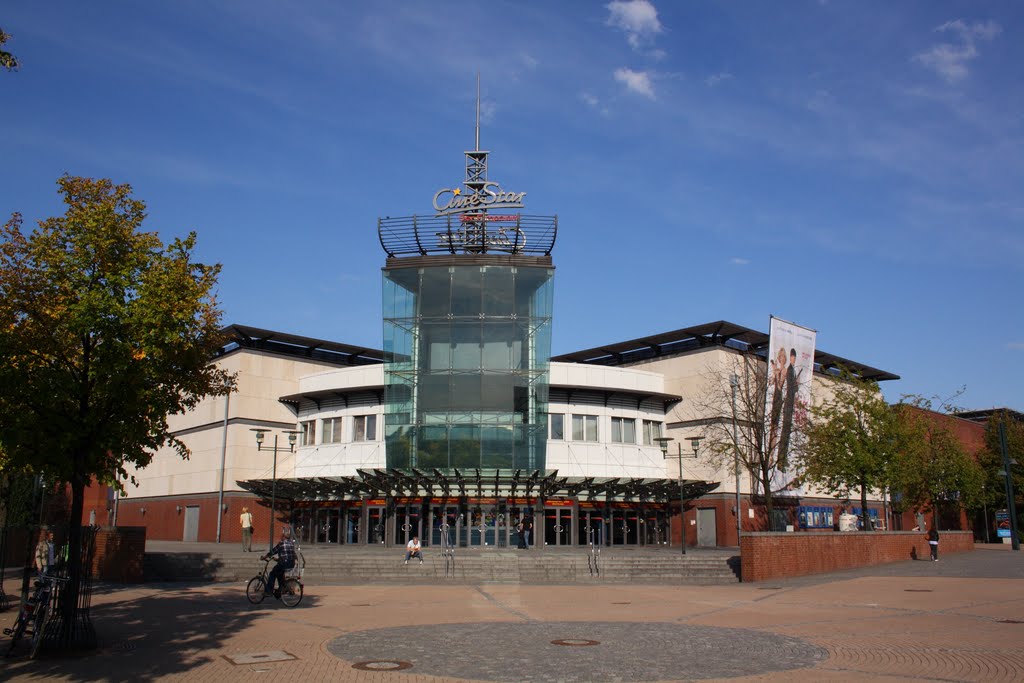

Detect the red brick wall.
[
  {"left": 740, "top": 531, "right": 974, "bottom": 582},
  {"left": 91, "top": 527, "right": 146, "bottom": 583},
  {"left": 114, "top": 494, "right": 277, "bottom": 543}
]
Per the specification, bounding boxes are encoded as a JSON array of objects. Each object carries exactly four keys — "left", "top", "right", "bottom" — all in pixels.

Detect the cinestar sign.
[{"left": 433, "top": 181, "right": 526, "bottom": 216}]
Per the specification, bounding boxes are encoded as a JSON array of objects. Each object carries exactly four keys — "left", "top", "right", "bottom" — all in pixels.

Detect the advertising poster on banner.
[
  {"left": 765, "top": 317, "right": 817, "bottom": 496},
  {"left": 996, "top": 510, "right": 1011, "bottom": 539}
]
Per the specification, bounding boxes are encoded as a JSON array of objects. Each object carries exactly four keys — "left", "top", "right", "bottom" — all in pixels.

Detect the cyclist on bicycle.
[{"left": 260, "top": 527, "right": 295, "bottom": 598}]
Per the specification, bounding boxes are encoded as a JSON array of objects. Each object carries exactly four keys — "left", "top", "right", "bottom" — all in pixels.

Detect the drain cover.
[
  {"left": 352, "top": 660, "right": 412, "bottom": 671},
  {"left": 223, "top": 651, "right": 297, "bottom": 665},
  {"left": 552, "top": 639, "right": 600, "bottom": 647}
]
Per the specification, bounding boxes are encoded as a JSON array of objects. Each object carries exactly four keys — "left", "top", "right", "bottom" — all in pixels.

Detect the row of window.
[
  {"left": 299, "top": 415, "right": 378, "bottom": 446},
  {"left": 549, "top": 415, "right": 663, "bottom": 446}
]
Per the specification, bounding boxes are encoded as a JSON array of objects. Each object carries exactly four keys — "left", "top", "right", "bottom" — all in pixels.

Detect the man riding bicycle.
[{"left": 260, "top": 527, "right": 296, "bottom": 598}]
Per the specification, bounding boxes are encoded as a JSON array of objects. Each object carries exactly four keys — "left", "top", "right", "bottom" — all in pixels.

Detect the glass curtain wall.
[{"left": 383, "top": 263, "right": 554, "bottom": 471}]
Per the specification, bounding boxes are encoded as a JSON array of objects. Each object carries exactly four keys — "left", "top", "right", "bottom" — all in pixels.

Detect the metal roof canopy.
[
  {"left": 216, "top": 324, "right": 385, "bottom": 366},
  {"left": 238, "top": 469, "right": 718, "bottom": 503},
  {"left": 551, "top": 320, "right": 899, "bottom": 382}
]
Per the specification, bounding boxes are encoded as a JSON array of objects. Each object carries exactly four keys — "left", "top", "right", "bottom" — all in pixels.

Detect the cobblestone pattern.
[{"left": 326, "top": 621, "right": 827, "bottom": 682}]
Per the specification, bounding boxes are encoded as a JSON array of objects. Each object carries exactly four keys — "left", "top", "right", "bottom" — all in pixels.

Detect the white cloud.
[
  {"left": 580, "top": 92, "right": 599, "bottom": 107},
  {"left": 1008, "top": 342, "right": 1024, "bottom": 351},
  {"left": 705, "top": 72, "right": 732, "bottom": 87},
  {"left": 914, "top": 19, "right": 1001, "bottom": 83},
  {"left": 606, "top": 0, "right": 662, "bottom": 50},
  {"left": 614, "top": 67, "right": 655, "bottom": 98},
  {"left": 730, "top": 257, "right": 750, "bottom": 265}
]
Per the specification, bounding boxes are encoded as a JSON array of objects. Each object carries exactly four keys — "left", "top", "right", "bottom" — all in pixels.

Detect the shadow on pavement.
[{"left": 1, "top": 582, "right": 319, "bottom": 681}]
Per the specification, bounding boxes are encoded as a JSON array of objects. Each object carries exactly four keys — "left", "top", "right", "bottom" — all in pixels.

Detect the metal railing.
[{"left": 585, "top": 527, "right": 600, "bottom": 576}]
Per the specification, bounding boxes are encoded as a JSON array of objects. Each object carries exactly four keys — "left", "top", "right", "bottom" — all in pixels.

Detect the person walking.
[
  {"left": 927, "top": 527, "right": 940, "bottom": 561},
  {"left": 240, "top": 507, "right": 254, "bottom": 552},
  {"left": 34, "top": 528, "right": 55, "bottom": 577}
]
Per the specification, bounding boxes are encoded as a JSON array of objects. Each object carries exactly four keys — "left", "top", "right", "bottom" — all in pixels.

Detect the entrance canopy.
[{"left": 238, "top": 468, "right": 718, "bottom": 503}]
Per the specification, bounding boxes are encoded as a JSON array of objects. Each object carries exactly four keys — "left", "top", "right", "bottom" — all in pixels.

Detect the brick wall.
[
  {"left": 115, "top": 493, "right": 273, "bottom": 543},
  {"left": 91, "top": 527, "right": 146, "bottom": 583},
  {"left": 740, "top": 530, "right": 974, "bottom": 582}
]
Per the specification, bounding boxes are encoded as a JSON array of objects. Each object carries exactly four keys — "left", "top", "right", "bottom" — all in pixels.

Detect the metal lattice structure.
[{"left": 378, "top": 214, "right": 557, "bottom": 258}]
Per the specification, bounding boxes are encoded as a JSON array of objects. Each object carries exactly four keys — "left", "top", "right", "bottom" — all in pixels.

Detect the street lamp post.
[
  {"left": 729, "top": 373, "right": 742, "bottom": 547},
  {"left": 656, "top": 436, "right": 701, "bottom": 555},
  {"left": 252, "top": 428, "right": 299, "bottom": 553},
  {"left": 997, "top": 421, "right": 1020, "bottom": 552}
]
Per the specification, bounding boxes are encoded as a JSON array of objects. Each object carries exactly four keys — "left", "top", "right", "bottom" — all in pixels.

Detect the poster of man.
[{"left": 765, "top": 317, "right": 816, "bottom": 495}]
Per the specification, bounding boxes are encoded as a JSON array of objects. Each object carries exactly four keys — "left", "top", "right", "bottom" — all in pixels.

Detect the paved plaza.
[{"left": 1, "top": 546, "right": 1022, "bottom": 682}]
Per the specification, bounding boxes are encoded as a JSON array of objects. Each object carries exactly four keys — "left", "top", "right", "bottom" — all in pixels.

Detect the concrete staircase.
[{"left": 143, "top": 543, "right": 741, "bottom": 585}]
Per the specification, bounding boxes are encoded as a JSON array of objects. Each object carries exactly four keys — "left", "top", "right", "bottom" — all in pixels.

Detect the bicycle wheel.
[
  {"left": 246, "top": 576, "right": 266, "bottom": 604},
  {"left": 29, "top": 605, "right": 48, "bottom": 659},
  {"left": 5, "top": 612, "right": 27, "bottom": 657},
  {"left": 280, "top": 579, "right": 303, "bottom": 607}
]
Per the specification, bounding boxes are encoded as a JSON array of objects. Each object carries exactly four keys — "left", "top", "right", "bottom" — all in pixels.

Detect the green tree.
[
  {"left": 892, "top": 399, "right": 983, "bottom": 530},
  {"left": 1, "top": 27, "right": 19, "bottom": 71},
  {"left": 976, "top": 411, "right": 1024, "bottom": 540},
  {"left": 800, "top": 371, "right": 901, "bottom": 532},
  {"left": 0, "top": 176, "right": 232, "bottom": 646}
]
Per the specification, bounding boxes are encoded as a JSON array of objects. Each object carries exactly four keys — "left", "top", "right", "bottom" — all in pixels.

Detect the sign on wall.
[{"left": 765, "top": 316, "right": 816, "bottom": 496}]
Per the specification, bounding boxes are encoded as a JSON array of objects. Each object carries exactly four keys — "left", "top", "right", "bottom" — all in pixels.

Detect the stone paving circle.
[{"left": 327, "top": 621, "right": 828, "bottom": 682}]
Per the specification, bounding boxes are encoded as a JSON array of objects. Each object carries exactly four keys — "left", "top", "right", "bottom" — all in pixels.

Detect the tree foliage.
[
  {"left": 799, "top": 371, "right": 902, "bottom": 531},
  {"left": 696, "top": 353, "right": 800, "bottom": 525},
  {"left": 1, "top": 27, "right": 18, "bottom": 71},
  {"left": 976, "top": 410, "right": 1024, "bottom": 536},
  {"left": 0, "top": 176, "right": 232, "bottom": 639},
  {"left": 891, "top": 398, "right": 983, "bottom": 528}
]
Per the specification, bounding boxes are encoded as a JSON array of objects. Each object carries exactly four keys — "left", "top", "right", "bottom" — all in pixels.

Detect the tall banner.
[{"left": 765, "top": 317, "right": 816, "bottom": 496}]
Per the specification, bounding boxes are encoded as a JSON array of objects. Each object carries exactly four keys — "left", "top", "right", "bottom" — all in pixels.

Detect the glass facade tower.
[{"left": 383, "top": 259, "right": 554, "bottom": 471}]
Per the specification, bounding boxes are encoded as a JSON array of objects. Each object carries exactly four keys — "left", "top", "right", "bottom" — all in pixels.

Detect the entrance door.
[
  {"left": 344, "top": 508, "right": 360, "bottom": 544},
  {"left": 610, "top": 510, "right": 639, "bottom": 545},
  {"left": 430, "top": 505, "right": 459, "bottom": 548},
  {"left": 697, "top": 508, "right": 717, "bottom": 547},
  {"left": 468, "top": 506, "right": 497, "bottom": 547},
  {"left": 643, "top": 509, "right": 667, "bottom": 545},
  {"left": 317, "top": 507, "right": 340, "bottom": 543},
  {"left": 366, "top": 506, "right": 385, "bottom": 544},
  {"left": 394, "top": 504, "right": 423, "bottom": 545},
  {"left": 182, "top": 505, "right": 200, "bottom": 542},
  {"left": 544, "top": 507, "right": 572, "bottom": 546},
  {"left": 578, "top": 511, "right": 605, "bottom": 546}
]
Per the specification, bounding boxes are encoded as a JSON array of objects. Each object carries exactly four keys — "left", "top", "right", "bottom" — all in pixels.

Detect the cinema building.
[{"left": 111, "top": 124, "right": 899, "bottom": 550}]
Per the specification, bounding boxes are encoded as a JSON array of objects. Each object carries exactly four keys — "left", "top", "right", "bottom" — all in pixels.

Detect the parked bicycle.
[
  {"left": 4, "top": 574, "right": 67, "bottom": 658},
  {"left": 246, "top": 554, "right": 303, "bottom": 607}
]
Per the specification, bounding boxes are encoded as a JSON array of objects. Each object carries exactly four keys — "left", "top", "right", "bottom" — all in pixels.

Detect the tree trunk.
[
  {"left": 61, "top": 456, "right": 86, "bottom": 644},
  {"left": 860, "top": 479, "right": 871, "bottom": 531}
]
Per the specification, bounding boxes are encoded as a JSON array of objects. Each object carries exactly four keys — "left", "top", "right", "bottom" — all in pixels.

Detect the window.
[
  {"left": 299, "top": 420, "right": 316, "bottom": 446},
  {"left": 611, "top": 417, "right": 636, "bottom": 444},
  {"left": 322, "top": 417, "right": 343, "bottom": 444},
  {"left": 354, "top": 414, "right": 377, "bottom": 441},
  {"left": 642, "top": 420, "right": 663, "bottom": 446},
  {"left": 549, "top": 413, "right": 564, "bottom": 440},
  {"left": 571, "top": 414, "right": 598, "bottom": 442}
]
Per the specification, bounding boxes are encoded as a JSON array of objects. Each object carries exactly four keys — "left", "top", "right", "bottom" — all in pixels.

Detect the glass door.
[
  {"left": 578, "top": 510, "right": 605, "bottom": 546},
  {"left": 468, "top": 506, "right": 497, "bottom": 546},
  {"left": 430, "top": 505, "right": 459, "bottom": 548},
  {"left": 544, "top": 507, "right": 572, "bottom": 546},
  {"left": 366, "top": 506, "right": 385, "bottom": 544},
  {"left": 394, "top": 502, "right": 423, "bottom": 546},
  {"left": 316, "top": 506, "right": 340, "bottom": 543},
  {"left": 344, "top": 508, "right": 360, "bottom": 544}
]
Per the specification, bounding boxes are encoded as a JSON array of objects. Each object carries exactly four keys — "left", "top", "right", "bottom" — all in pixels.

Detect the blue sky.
[{"left": 3, "top": 1, "right": 1021, "bottom": 411}]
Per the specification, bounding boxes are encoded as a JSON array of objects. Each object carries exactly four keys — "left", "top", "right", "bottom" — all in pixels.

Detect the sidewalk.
[{"left": 1, "top": 546, "right": 1022, "bottom": 682}]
